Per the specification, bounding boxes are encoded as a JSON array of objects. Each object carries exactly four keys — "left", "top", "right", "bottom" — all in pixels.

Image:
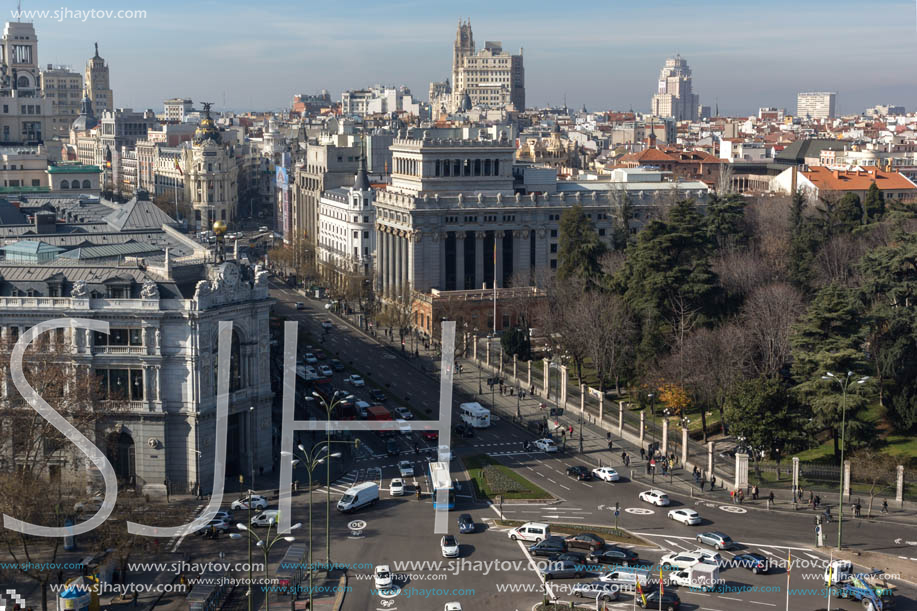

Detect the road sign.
[{"left": 614, "top": 510, "right": 620, "bottom": 516}]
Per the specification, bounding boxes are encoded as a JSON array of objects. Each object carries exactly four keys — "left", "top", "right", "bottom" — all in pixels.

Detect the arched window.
[
  {"left": 82, "top": 179, "right": 91, "bottom": 188},
  {"left": 17, "top": 76, "right": 28, "bottom": 89},
  {"left": 493, "top": 159, "right": 500, "bottom": 176},
  {"left": 229, "top": 330, "right": 243, "bottom": 392},
  {"left": 474, "top": 159, "right": 481, "bottom": 176},
  {"left": 484, "top": 159, "right": 492, "bottom": 176},
  {"left": 60, "top": 179, "right": 69, "bottom": 189}
]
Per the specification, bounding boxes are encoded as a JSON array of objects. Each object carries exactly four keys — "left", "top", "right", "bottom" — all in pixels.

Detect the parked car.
[
  {"left": 389, "top": 478, "right": 405, "bottom": 496},
  {"left": 566, "top": 465, "right": 592, "bottom": 480},
  {"left": 668, "top": 508, "right": 702, "bottom": 525},
  {"left": 443, "top": 603, "right": 462, "bottom": 611},
  {"left": 454, "top": 423, "right": 474, "bottom": 438},
  {"left": 250, "top": 510, "right": 280, "bottom": 527},
  {"left": 231, "top": 495, "right": 268, "bottom": 511},
  {"left": 394, "top": 407, "right": 414, "bottom": 420},
  {"left": 564, "top": 533, "right": 605, "bottom": 551},
  {"left": 660, "top": 550, "right": 706, "bottom": 570},
  {"left": 572, "top": 581, "right": 620, "bottom": 602},
  {"left": 691, "top": 548, "right": 724, "bottom": 566},
  {"left": 386, "top": 439, "right": 399, "bottom": 456},
  {"left": 345, "top": 374, "right": 365, "bottom": 387},
  {"left": 295, "top": 302, "right": 305, "bottom": 310},
  {"left": 638, "top": 489, "right": 670, "bottom": 506},
  {"left": 695, "top": 531, "right": 736, "bottom": 550},
  {"left": 304, "top": 352, "right": 318, "bottom": 364},
  {"left": 440, "top": 534, "right": 460, "bottom": 558},
  {"left": 374, "top": 565, "right": 393, "bottom": 589},
  {"left": 732, "top": 552, "right": 770, "bottom": 574},
  {"left": 398, "top": 460, "right": 414, "bottom": 477},
  {"left": 318, "top": 365, "right": 333, "bottom": 378},
  {"left": 528, "top": 536, "right": 567, "bottom": 557},
  {"left": 423, "top": 430, "right": 439, "bottom": 441},
  {"left": 194, "top": 518, "right": 230, "bottom": 536},
  {"left": 330, "top": 359, "right": 345, "bottom": 371},
  {"left": 587, "top": 545, "right": 641, "bottom": 567},
  {"left": 541, "top": 560, "right": 589, "bottom": 580},
  {"left": 637, "top": 591, "right": 680, "bottom": 610},
  {"left": 592, "top": 467, "right": 620, "bottom": 482},
  {"left": 533, "top": 438, "right": 558, "bottom": 452},
  {"left": 258, "top": 225, "right": 269, "bottom": 232},
  {"left": 553, "top": 551, "right": 587, "bottom": 564},
  {"left": 369, "top": 389, "right": 387, "bottom": 402},
  {"left": 313, "top": 349, "right": 326, "bottom": 360},
  {"left": 322, "top": 320, "right": 333, "bottom": 330},
  {"left": 458, "top": 513, "right": 475, "bottom": 534}
]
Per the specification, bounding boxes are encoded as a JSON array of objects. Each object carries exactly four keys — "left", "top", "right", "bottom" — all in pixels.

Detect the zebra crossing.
[
  {"left": 312, "top": 468, "right": 367, "bottom": 497},
  {"left": 167, "top": 502, "right": 206, "bottom": 552}
]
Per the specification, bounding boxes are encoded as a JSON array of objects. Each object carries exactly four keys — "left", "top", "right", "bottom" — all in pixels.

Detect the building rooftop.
[{"left": 48, "top": 164, "right": 101, "bottom": 174}]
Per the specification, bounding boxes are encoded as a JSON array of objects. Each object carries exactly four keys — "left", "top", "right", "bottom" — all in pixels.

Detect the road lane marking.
[{"left": 748, "top": 602, "right": 777, "bottom": 607}]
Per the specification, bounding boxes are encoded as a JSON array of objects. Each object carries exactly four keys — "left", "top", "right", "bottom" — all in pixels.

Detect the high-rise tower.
[
  {"left": 85, "top": 42, "right": 113, "bottom": 113},
  {"left": 650, "top": 54, "right": 699, "bottom": 121}
]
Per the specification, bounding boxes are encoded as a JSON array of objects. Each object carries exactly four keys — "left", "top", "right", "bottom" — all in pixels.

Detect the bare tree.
[
  {"left": 574, "top": 291, "right": 634, "bottom": 394},
  {"left": 740, "top": 282, "right": 805, "bottom": 378},
  {"left": 813, "top": 234, "right": 865, "bottom": 288},
  {"left": 712, "top": 246, "right": 778, "bottom": 302},
  {"left": 543, "top": 277, "right": 589, "bottom": 384},
  {"left": 849, "top": 448, "right": 899, "bottom": 517}
]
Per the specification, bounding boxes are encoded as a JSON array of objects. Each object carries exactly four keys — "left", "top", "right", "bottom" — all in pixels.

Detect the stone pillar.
[
  {"left": 843, "top": 460, "right": 851, "bottom": 501},
  {"left": 494, "top": 231, "right": 504, "bottom": 288},
  {"left": 485, "top": 341, "right": 490, "bottom": 367},
  {"left": 639, "top": 411, "right": 645, "bottom": 445},
  {"left": 542, "top": 359, "right": 549, "bottom": 398},
  {"left": 662, "top": 418, "right": 669, "bottom": 456},
  {"left": 512, "top": 230, "right": 524, "bottom": 283},
  {"left": 473, "top": 336, "right": 478, "bottom": 361},
  {"left": 154, "top": 365, "right": 162, "bottom": 405},
  {"left": 579, "top": 384, "right": 585, "bottom": 416},
  {"left": 406, "top": 232, "right": 415, "bottom": 293},
  {"left": 527, "top": 360, "right": 532, "bottom": 387},
  {"left": 401, "top": 234, "right": 409, "bottom": 294},
  {"left": 513, "top": 354, "right": 517, "bottom": 381},
  {"left": 474, "top": 231, "right": 485, "bottom": 289},
  {"left": 392, "top": 234, "right": 401, "bottom": 296},
  {"left": 618, "top": 401, "right": 624, "bottom": 436},
  {"left": 735, "top": 453, "right": 749, "bottom": 492},
  {"left": 455, "top": 232, "right": 466, "bottom": 291},
  {"left": 896, "top": 465, "right": 905, "bottom": 506},
  {"left": 384, "top": 231, "right": 394, "bottom": 298},
  {"left": 792, "top": 457, "right": 800, "bottom": 494},
  {"left": 437, "top": 232, "right": 445, "bottom": 291},
  {"left": 707, "top": 441, "right": 715, "bottom": 480},
  {"left": 598, "top": 393, "right": 604, "bottom": 423},
  {"left": 560, "top": 365, "right": 567, "bottom": 408},
  {"left": 681, "top": 427, "right": 688, "bottom": 467}
]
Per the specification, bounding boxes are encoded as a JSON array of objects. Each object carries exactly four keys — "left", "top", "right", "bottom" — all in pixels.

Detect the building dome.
[
  {"left": 193, "top": 102, "right": 222, "bottom": 145},
  {"left": 71, "top": 94, "right": 98, "bottom": 132},
  {"left": 461, "top": 91, "right": 473, "bottom": 111}
]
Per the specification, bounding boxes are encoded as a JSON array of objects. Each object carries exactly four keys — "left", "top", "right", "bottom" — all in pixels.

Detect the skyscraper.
[
  {"left": 85, "top": 42, "right": 113, "bottom": 114},
  {"left": 650, "top": 54, "right": 699, "bottom": 121},
  {"left": 796, "top": 92, "right": 836, "bottom": 120}
]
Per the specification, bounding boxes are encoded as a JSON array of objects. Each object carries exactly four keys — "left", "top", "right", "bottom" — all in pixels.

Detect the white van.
[
  {"left": 250, "top": 510, "right": 279, "bottom": 527},
  {"left": 337, "top": 482, "right": 379, "bottom": 513},
  {"left": 599, "top": 567, "right": 651, "bottom": 592},
  {"left": 459, "top": 402, "right": 491, "bottom": 428},
  {"left": 507, "top": 522, "right": 550, "bottom": 543}
]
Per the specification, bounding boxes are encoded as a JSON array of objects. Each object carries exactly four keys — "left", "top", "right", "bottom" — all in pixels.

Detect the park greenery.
[{"left": 546, "top": 183, "right": 916, "bottom": 467}]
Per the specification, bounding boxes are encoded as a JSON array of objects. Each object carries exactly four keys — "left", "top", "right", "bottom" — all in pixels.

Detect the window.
[
  {"left": 550, "top": 243, "right": 557, "bottom": 253},
  {"left": 31, "top": 179, "right": 39, "bottom": 186},
  {"left": 550, "top": 229, "right": 558, "bottom": 238},
  {"left": 598, "top": 228, "right": 606, "bottom": 236},
  {"left": 550, "top": 259, "right": 558, "bottom": 269}
]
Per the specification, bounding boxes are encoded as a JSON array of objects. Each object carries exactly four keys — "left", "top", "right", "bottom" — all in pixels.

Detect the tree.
[
  {"left": 557, "top": 204, "right": 606, "bottom": 287},
  {"left": 849, "top": 448, "right": 898, "bottom": 517},
  {"left": 787, "top": 190, "right": 822, "bottom": 289},
  {"left": 740, "top": 283, "right": 804, "bottom": 378},
  {"left": 657, "top": 383, "right": 691, "bottom": 416},
  {"left": 572, "top": 291, "right": 634, "bottom": 393},
  {"left": 501, "top": 326, "right": 532, "bottom": 361},
  {"left": 704, "top": 193, "right": 748, "bottom": 252},
  {"left": 724, "top": 376, "right": 809, "bottom": 481},
  {"left": 863, "top": 182, "right": 885, "bottom": 223}
]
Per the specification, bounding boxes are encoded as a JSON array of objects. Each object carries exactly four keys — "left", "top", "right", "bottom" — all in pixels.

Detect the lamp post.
[
  {"left": 281, "top": 445, "right": 343, "bottom": 611},
  {"left": 820, "top": 371, "right": 868, "bottom": 551},
  {"left": 311, "top": 390, "right": 356, "bottom": 568},
  {"left": 249, "top": 405, "right": 256, "bottom": 491},
  {"left": 232, "top": 517, "right": 300, "bottom": 611}
]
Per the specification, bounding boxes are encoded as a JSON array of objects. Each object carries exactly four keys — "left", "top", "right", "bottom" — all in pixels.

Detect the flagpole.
[
  {"left": 826, "top": 550, "right": 833, "bottom": 611},
  {"left": 785, "top": 550, "right": 791, "bottom": 611},
  {"left": 492, "top": 237, "right": 497, "bottom": 336}
]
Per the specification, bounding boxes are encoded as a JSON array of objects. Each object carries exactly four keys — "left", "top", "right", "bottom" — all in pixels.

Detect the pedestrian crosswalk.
[{"left": 167, "top": 502, "right": 205, "bottom": 552}]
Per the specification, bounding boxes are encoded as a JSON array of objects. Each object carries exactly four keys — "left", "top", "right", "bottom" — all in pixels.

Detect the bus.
[
  {"left": 428, "top": 461, "right": 455, "bottom": 510},
  {"left": 459, "top": 402, "right": 491, "bottom": 428}
]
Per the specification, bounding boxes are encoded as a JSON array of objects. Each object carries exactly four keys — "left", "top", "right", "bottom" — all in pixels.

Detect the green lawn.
[{"left": 463, "top": 454, "right": 552, "bottom": 500}]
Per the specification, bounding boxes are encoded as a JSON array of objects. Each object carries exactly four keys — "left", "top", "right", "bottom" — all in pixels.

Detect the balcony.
[{"left": 93, "top": 345, "right": 146, "bottom": 355}]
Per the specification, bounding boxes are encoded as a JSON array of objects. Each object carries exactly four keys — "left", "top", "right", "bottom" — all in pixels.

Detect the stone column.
[
  {"left": 494, "top": 231, "right": 504, "bottom": 288},
  {"left": 485, "top": 341, "right": 490, "bottom": 367},
  {"left": 436, "top": 232, "right": 445, "bottom": 290},
  {"left": 474, "top": 231, "right": 485, "bottom": 289},
  {"left": 560, "top": 365, "right": 567, "bottom": 408},
  {"left": 792, "top": 457, "right": 800, "bottom": 494},
  {"left": 512, "top": 230, "right": 524, "bottom": 283},
  {"left": 455, "top": 232, "right": 466, "bottom": 291},
  {"left": 661, "top": 418, "right": 669, "bottom": 456},
  {"left": 513, "top": 354, "right": 517, "bottom": 381},
  {"left": 707, "top": 441, "right": 715, "bottom": 480},
  {"left": 598, "top": 393, "right": 604, "bottom": 423},
  {"left": 897, "top": 465, "right": 905, "bottom": 506},
  {"left": 639, "top": 411, "right": 645, "bottom": 445},
  {"left": 735, "top": 453, "right": 749, "bottom": 492},
  {"left": 154, "top": 365, "right": 162, "bottom": 405},
  {"left": 391, "top": 233, "right": 400, "bottom": 296},
  {"left": 527, "top": 360, "right": 532, "bottom": 387},
  {"left": 579, "top": 384, "right": 585, "bottom": 416},
  {"left": 542, "top": 359, "right": 549, "bottom": 398},
  {"left": 843, "top": 460, "right": 851, "bottom": 501},
  {"left": 401, "top": 233, "right": 409, "bottom": 294},
  {"left": 473, "top": 336, "right": 477, "bottom": 361},
  {"left": 378, "top": 227, "right": 386, "bottom": 293},
  {"left": 681, "top": 426, "right": 688, "bottom": 466},
  {"left": 618, "top": 401, "right": 624, "bottom": 436},
  {"left": 384, "top": 230, "right": 393, "bottom": 298}
]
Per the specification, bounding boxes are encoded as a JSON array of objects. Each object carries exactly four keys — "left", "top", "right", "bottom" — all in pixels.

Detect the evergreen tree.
[
  {"left": 705, "top": 193, "right": 748, "bottom": 251},
  {"left": 557, "top": 204, "right": 606, "bottom": 287},
  {"left": 863, "top": 182, "right": 885, "bottom": 223}
]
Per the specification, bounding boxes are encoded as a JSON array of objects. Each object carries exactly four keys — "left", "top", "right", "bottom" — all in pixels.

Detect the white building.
[
  {"left": 164, "top": 98, "right": 193, "bottom": 122},
  {"left": 797, "top": 92, "right": 836, "bottom": 120},
  {"left": 650, "top": 55, "right": 699, "bottom": 122},
  {"left": 40, "top": 65, "right": 82, "bottom": 138},
  {"left": 317, "top": 154, "right": 375, "bottom": 285},
  {"left": 341, "top": 86, "right": 420, "bottom": 118},
  {"left": 0, "top": 21, "right": 54, "bottom": 144},
  {"left": 189, "top": 103, "right": 238, "bottom": 229},
  {"left": 85, "top": 43, "right": 113, "bottom": 114}
]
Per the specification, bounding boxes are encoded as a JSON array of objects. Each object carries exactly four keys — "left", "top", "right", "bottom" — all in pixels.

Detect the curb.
[{"left": 331, "top": 572, "right": 348, "bottom": 611}]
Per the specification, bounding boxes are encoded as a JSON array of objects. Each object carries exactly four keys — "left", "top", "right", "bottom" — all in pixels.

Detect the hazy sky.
[{"left": 18, "top": 0, "right": 917, "bottom": 116}]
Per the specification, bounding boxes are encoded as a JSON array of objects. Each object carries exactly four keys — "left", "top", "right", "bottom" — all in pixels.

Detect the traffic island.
[
  {"left": 492, "top": 518, "right": 649, "bottom": 547},
  {"left": 463, "top": 454, "right": 553, "bottom": 501}
]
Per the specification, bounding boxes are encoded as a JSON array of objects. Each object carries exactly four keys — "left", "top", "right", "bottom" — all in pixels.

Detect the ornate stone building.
[
  {"left": 190, "top": 103, "right": 238, "bottom": 230},
  {"left": 85, "top": 42, "right": 113, "bottom": 114}
]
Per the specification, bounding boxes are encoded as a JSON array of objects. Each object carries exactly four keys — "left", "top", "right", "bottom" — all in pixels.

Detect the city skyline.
[{"left": 20, "top": 0, "right": 917, "bottom": 116}]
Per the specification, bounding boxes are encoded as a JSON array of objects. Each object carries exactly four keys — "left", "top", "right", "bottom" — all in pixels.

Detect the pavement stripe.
[
  {"left": 804, "top": 552, "right": 821, "bottom": 560},
  {"left": 748, "top": 602, "right": 777, "bottom": 607}
]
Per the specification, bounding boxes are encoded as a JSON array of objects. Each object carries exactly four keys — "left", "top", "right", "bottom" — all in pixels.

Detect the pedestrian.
[
  {"left": 531, "top": 384, "right": 535, "bottom": 395},
  {"left": 640, "top": 447, "right": 646, "bottom": 460},
  {"left": 730, "top": 489, "right": 735, "bottom": 503},
  {"left": 738, "top": 489, "right": 744, "bottom": 504},
  {"left": 768, "top": 491, "right": 775, "bottom": 504},
  {"left": 815, "top": 495, "right": 821, "bottom": 509},
  {"left": 753, "top": 485, "right": 759, "bottom": 501},
  {"left": 711, "top": 475, "right": 716, "bottom": 490},
  {"left": 700, "top": 474, "right": 706, "bottom": 490},
  {"left": 882, "top": 499, "right": 889, "bottom": 514},
  {"left": 852, "top": 502, "right": 858, "bottom": 518}
]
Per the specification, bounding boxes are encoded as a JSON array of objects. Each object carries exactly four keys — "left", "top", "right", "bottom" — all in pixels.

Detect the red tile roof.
[{"left": 804, "top": 166, "right": 917, "bottom": 192}]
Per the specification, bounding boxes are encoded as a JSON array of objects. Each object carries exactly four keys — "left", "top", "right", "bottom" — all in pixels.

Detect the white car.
[
  {"left": 346, "top": 374, "right": 365, "bottom": 387},
  {"left": 660, "top": 550, "right": 706, "bottom": 570},
  {"left": 194, "top": 518, "right": 230, "bottom": 536},
  {"left": 374, "top": 565, "right": 393, "bottom": 590},
  {"left": 638, "top": 489, "right": 670, "bottom": 506},
  {"left": 592, "top": 467, "right": 620, "bottom": 482},
  {"left": 440, "top": 534, "right": 460, "bottom": 558},
  {"left": 533, "top": 438, "right": 558, "bottom": 452},
  {"left": 322, "top": 320, "right": 333, "bottom": 330},
  {"left": 250, "top": 510, "right": 280, "bottom": 527},
  {"left": 389, "top": 478, "right": 405, "bottom": 496},
  {"left": 394, "top": 407, "right": 414, "bottom": 420},
  {"left": 669, "top": 570, "right": 693, "bottom": 588},
  {"left": 258, "top": 225, "right": 269, "bottom": 232},
  {"left": 668, "top": 508, "right": 701, "bottom": 525},
  {"left": 304, "top": 352, "right": 318, "bottom": 364},
  {"left": 231, "top": 494, "right": 268, "bottom": 510},
  {"left": 444, "top": 603, "right": 463, "bottom": 611},
  {"left": 398, "top": 460, "right": 414, "bottom": 477},
  {"left": 692, "top": 548, "right": 724, "bottom": 566},
  {"left": 318, "top": 365, "right": 333, "bottom": 377},
  {"left": 212, "top": 510, "right": 232, "bottom": 521}
]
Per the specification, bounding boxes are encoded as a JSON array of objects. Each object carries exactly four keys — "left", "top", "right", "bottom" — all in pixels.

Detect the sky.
[{"left": 15, "top": 0, "right": 917, "bottom": 116}]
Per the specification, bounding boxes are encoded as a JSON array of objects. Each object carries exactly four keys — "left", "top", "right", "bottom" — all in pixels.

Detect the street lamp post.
[
  {"left": 311, "top": 390, "right": 356, "bottom": 568},
  {"left": 249, "top": 405, "right": 256, "bottom": 491},
  {"left": 232, "top": 518, "right": 300, "bottom": 611},
  {"left": 820, "top": 371, "right": 868, "bottom": 551}
]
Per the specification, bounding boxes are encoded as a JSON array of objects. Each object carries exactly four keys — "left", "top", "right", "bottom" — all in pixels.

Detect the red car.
[{"left": 423, "top": 431, "right": 439, "bottom": 441}]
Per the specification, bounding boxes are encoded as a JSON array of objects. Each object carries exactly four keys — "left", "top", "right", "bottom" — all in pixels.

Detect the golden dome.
[{"left": 212, "top": 220, "right": 228, "bottom": 236}]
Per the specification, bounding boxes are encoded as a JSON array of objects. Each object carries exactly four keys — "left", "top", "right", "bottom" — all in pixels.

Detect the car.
[
  {"left": 565, "top": 533, "right": 606, "bottom": 551},
  {"left": 458, "top": 513, "right": 475, "bottom": 534},
  {"left": 695, "top": 531, "right": 736, "bottom": 551},
  {"left": 374, "top": 565, "right": 393, "bottom": 590},
  {"left": 638, "top": 489, "right": 670, "bottom": 506},
  {"left": 533, "top": 438, "right": 558, "bottom": 452},
  {"left": 314, "top": 349, "right": 326, "bottom": 360},
  {"left": 385, "top": 439, "right": 399, "bottom": 456},
  {"left": 587, "top": 545, "right": 641, "bottom": 567},
  {"left": 572, "top": 581, "right": 620, "bottom": 602},
  {"left": 732, "top": 552, "right": 770, "bottom": 574},
  {"left": 668, "top": 508, "right": 701, "bottom": 525},
  {"left": 691, "top": 548, "right": 724, "bottom": 566},
  {"left": 369, "top": 389, "right": 387, "bottom": 402},
  {"left": 345, "top": 374, "right": 365, "bottom": 387},
  {"left": 454, "top": 423, "right": 474, "bottom": 438},
  {"left": 441, "top": 534, "right": 460, "bottom": 558},
  {"left": 295, "top": 302, "right": 305, "bottom": 310},
  {"left": 423, "top": 430, "right": 439, "bottom": 441},
  {"left": 553, "top": 551, "right": 588, "bottom": 564},
  {"left": 321, "top": 320, "right": 333, "bottom": 330},
  {"left": 304, "top": 352, "right": 318, "bottom": 365},
  {"left": 194, "top": 518, "right": 230, "bottom": 536},
  {"left": 669, "top": 569, "right": 693, "bottom": 588},
  {"left": 324, "top": 302, "right": 334, "bottom": 310},
  {"left": 394, "top": 407, "right": 414, "bottom": 420},
  {"left": 250, "top": 510, "right": 280, "bottom": 527},
  {"left": 398, "top": 460, "right": 414, "bottom": 477},
  {"left": 231, "top": 494, "right": 268, "bottom": 510},
  {"left": 212, "top": 510, "right": 232, "bottom": 521},
  {"left": 330, "top": 358, "right": 345, "bottom": 371},
  {"left": 540, "top": 560, "right": 588, "bottom": 580},
  {"left": 528, "top": 536, "right": 568, "bottom": 557},
  {"left": 637, "top": 591, "right": 680, "bottom": 610},
  {"left": 318, "top": 365, "right": 333, "bottom": 378},
  {"left": 389, "top": 478, "right": 405, "bottom": 496},
  {"left": 660, "top": 551, "right": 706, "bottom": 570},
  {"left": 258, "top": 225, "right": 269, "bottom": 232},
  {"left": 566, "top": 465, "right": 592, "bottom": 480},
  {"left": 444, "top": 604, "right": 463, "bottom": 611},
  {"left": 592, "top": 467, "right": 620, "bottom": 482}
]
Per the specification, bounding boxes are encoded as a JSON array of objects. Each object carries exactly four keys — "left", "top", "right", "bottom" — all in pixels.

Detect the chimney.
[{"left": 833, "top": 170, "right": 840, "bottom": 179}]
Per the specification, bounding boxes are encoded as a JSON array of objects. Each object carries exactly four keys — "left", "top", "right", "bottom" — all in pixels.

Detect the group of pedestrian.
[{"left": 730, "top": 488, "right": 745, "bottom": 504}]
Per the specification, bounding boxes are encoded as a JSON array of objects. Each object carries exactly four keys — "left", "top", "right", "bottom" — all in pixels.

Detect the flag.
[
  {"left": 659, "top": 567, "right": 664, "bottom": 596},
  {"left": 827, "top": 562, "right": 832, "bottom": 588},
  {"left": 174, "top": 159, "right": 183, "bottom": 176},
  {"left": 787, "top": 550, "right": 791, "bottom": 574},
  {"left": 635, "top": 580, "right": 647, "bottom": 606}
]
